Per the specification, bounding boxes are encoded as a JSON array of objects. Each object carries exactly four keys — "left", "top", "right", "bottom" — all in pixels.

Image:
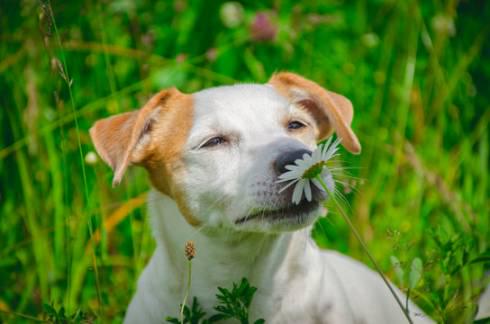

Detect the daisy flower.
[
  {"left": 277, "top": 137, "right": 341, "bottom": 204},
  {"left": 276, "top": 138, "right": 413, "bottom": 323}
]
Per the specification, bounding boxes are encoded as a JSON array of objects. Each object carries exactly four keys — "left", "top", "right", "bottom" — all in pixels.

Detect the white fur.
[
  {"left": 476, "top": 282, "right": 490, "bottom": 320},
  {"left": 123, "top": 84, "right": 434, "bottom": 323}
]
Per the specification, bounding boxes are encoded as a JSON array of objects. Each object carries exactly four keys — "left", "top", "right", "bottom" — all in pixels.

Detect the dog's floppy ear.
[
  {"left": 269, "top": 72, "right": 361, "bottom": 154},
  {"left": 90, "top": 88, "right": 182, "bottom": 186}
]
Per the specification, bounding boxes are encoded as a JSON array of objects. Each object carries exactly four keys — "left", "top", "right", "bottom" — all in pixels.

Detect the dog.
[{"left": 90, "top": 72, "right": 433, "bottom": 323}]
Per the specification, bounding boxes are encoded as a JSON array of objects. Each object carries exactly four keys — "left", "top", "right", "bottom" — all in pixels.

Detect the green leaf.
[
  {"left": 165, "top": 278, "right": 263, "bottom": 323},
  {"left": 470, "top": 249, "right": 490, "bottom": 264},
  {"left": 243, "top": 48, "right": 266, "bottom": 81},
  {"left": 165, "top": 317, "right": 181, "bottom": 324},
  {"left": 214, "top": 278, "right": 260, "bottom": 323},
  {"left": 166, "top": 297, "right": 207, "bottom": 324},
  {"left": 151, "top": 66, "right": 187, "bottom": 89},
  {"left": 43, "top": 303, "right": 57, "bottom": 318},
  {"left": 409, "top": 258, "right": 423, "bottom": 289},
  {"left": 208, "top": 313, "right": 228, "bottom": 322},
  {"left": 390, "top": 255, "right": 405, "bottom": 286},
  {"left": 473, "top": 316, "right": 490, "bottom": 324}
]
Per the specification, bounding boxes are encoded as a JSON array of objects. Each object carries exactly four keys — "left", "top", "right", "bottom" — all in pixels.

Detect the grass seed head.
[{"left": 185, "top": 241, "right": 195, "bottom": 260}]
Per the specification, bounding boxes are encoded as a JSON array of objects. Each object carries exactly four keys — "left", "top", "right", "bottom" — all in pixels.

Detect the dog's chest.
[{"left": 255, "top": 258, "right": 343, "bottom": 324}]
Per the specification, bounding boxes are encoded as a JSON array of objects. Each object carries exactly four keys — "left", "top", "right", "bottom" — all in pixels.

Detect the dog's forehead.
[{"left": 191, "top": 84, "right": 290, "bottom": 129}]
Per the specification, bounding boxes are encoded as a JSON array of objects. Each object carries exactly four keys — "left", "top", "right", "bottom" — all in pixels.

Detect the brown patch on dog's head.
[
  {"left": 90, "top": 88, "right": 200, "bottom": 225},
  {"left": 269, "top": 72, "right": 361, "bottom": 154}
]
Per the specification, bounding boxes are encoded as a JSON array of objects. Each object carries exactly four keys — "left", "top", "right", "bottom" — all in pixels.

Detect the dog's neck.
[{"left": 148, "top": 189, "right": 315, "bottom": 312}]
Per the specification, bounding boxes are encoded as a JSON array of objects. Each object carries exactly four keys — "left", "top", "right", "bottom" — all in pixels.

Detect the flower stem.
[
  {"left": 316, "top": 176, "right": 413, "bottom": 324},
  {"left": 180, "top": 260, "right": 192, "bottom": 323}
]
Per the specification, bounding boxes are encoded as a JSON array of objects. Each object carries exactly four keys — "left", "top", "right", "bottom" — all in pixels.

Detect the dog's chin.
[{"left": 234, "top": 200, "right": 321, "bottom": 233}]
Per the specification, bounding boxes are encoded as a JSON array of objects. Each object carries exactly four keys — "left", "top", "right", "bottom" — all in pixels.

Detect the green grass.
[{"left": 1, "top": 1, "right": 489, "bottom": 323}]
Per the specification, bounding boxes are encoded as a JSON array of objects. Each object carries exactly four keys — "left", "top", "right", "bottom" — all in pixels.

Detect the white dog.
[{"left": 90, "top": 72, "right": 433, "bottom": 323}]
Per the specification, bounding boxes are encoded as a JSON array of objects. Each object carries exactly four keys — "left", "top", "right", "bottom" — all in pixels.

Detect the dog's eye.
[
  {"left": 287, "top": 120, "right": 306, "bottom": 130},
  {"left": 201, "top": 136, "right": 227, "bottom": 148}
]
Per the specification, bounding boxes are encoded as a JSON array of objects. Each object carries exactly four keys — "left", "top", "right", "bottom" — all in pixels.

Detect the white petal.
[
  {"left": 299, "top": 154, "right": 308, "bottom": 161},
  {"left": 276, "top": 177, "right": 296, "bottom": 183},
  {"left": 322, "top": 142, "right": 331, "bottom": 156},
  {"left": 285, "top": 164, "right": 299, "bottom": 171},
  {"left": 323, "top": 149, "right": 334, "bottom": 161},
  {"left": 295, "top": 157, "right": 308, "bottom": 167},
  {"left": 312, "top": 178, "right": 323, "bottom": 190},
  {"left": 322, "top": 138, "right": 332, "bottom": 153},
  {"left": 326, "top": 136, "right": 334, "bottom": 145},
  {"left": 323, "top": 144, "right": 331, "bottom": 157},
  {"left": 322, "top": 137, "right": 340, "bottom": 160},
  {"left": 298, "top": 155, "right": 309, "bottom": 164},
  {"left": 304, "top": 180, "right": 312, "bottom": 202},
  {"left": 322, "top": 172, "right": 334, "bottom": 190},
  {"left": 278, "top": 170, "right": 301, "bottom": 180},
  {"left": 330, "top": 138, "right": 341, "bottom": 155},
  {"left": 292, "top": 180, "right": 304, "bottom": 205},
  {"left": 278, "top": 179, "right": 298, "bottom": 192},
  {"left": 311, "top": 149, "right": 320, "bottom": 162},
  {"left": 276, "top": 173, "right": 302, "bottom": 182},
  {"left": 302, "top": 157, "right": 315, "bottom": 169}
]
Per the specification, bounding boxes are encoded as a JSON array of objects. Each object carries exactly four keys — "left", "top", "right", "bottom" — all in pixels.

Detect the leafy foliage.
[
  {"left": 166, "top": 297, "right": 208, "bottom": 324},
  {"left": 166, "top": 278, "right": 264, "bottom": 324},
  {"left": 210, "top": 278, "right": 263, "bottom": 324},
  {"left": 43, "top": 303, "right": 95, "bottom": 323}
]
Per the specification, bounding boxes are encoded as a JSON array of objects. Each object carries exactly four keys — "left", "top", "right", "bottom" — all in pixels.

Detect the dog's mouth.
[{"left": 235, "top": 199, "right": 320, "bottom": 225}]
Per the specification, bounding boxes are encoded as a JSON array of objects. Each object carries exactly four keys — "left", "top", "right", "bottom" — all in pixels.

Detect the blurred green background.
[{"left": 1, "top": 0, "right": 489, "bottom": 323}]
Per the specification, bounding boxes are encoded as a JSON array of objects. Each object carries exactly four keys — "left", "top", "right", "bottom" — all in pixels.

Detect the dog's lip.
[{"left": 235, "top": 200, "right": 320, "bottom": 225}]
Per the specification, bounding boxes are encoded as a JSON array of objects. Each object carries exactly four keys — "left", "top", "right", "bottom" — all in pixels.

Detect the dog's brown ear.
[
  {"left": 89, "top": 88, "right": 182, "bottom": 186},
  {"left": 269, "top": 72, "right": 361, "bottom": 154}
]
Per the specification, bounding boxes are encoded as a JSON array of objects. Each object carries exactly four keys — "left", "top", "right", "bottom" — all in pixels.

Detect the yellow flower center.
[{"left": 302, "top": 161, "right": 328, "bottom": 179}]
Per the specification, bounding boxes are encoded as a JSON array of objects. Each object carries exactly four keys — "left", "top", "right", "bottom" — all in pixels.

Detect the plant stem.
[
  {"left": 406, "top": 289, "right": 411, "bottom": 315},
  {"left": 180, "top": 260, "right": 192, "bottom": 323},
  {"left": 45, "top": 0, "right": 102, "bottom": 312},
  {"left": 316, "top": 175, "right": 413, "bottom": 324}
]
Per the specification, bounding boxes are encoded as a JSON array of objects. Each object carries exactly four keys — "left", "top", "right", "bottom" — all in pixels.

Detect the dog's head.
[{"left": 90, "top": 72, "right": 360, "bottom": 232}]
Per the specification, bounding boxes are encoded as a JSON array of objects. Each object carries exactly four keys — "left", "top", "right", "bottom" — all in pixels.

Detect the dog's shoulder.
[{"left": 315, "top": 250, "right": 433, "bottom": 323}]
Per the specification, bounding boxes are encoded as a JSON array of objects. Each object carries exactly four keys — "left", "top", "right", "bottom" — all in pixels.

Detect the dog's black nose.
[{"left": 274, "top": 149, "right": 312, "bottom": 175}]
